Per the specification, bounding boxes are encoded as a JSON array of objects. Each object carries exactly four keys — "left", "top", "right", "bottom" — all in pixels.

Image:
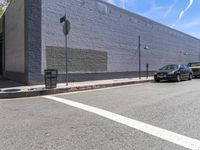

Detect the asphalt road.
[{"left": 1, "top": 79, "right": 200, "bottom": 150}]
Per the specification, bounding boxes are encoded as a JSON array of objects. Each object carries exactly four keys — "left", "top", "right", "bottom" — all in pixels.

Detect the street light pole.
[
  {"left": 65, "top": 32, "right": 68, "bottom": 86},
  {"left": 138, "top": 36, "right": 149, "bottom": 80},
  {"left": 138, "top": 35, "right": 141, "bottom": 79}
]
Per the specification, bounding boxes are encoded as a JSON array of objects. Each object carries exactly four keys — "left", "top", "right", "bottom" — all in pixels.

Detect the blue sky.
[{"left": 104, "top": 0, "right": 200, "bottom": 39}]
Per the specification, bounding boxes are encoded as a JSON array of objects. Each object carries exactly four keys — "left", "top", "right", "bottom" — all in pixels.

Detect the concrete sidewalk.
[{"left": 0, "top": 77, "right": 153, "bottom": 99}]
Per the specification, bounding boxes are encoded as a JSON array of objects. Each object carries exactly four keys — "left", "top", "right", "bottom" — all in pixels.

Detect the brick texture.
[
  {"left": 26, "top": 0, "right": 200, "bottom": 84},
  {"left": 46, "top": 46, "right": 107, "bottom": 73},
  {"left": 41, "top": 0, "right": 200, "bottom": 75},
  {"left": 25, "top": 0, "right": 42, "bottom": 84}
]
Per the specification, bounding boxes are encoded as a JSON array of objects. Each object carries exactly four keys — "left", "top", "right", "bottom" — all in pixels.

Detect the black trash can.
[{"left": 44, "top": 69, "right": 58, "bottom": 89}]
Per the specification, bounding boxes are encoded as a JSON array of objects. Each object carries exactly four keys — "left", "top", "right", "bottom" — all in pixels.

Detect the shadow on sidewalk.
[{"left": 0, "top": 78, "right": 23, "bottom": 89}]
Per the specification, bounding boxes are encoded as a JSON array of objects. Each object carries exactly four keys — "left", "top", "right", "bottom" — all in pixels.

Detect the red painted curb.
[{"left": 0, "top": 80, "right": 153, "bottom": 99}]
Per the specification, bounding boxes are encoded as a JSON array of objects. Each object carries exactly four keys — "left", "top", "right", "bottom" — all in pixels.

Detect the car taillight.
[{"left": 193, "top": 68, "right": 200, "bottom": 72}]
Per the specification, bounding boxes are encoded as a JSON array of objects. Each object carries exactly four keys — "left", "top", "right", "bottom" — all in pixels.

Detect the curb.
[{"left": 0, "top": 79, "right": 153, "bottom": 99}]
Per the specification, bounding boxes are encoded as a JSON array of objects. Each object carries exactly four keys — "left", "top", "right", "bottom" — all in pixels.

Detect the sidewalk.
[{"left": 0, "top": 77, "right": 153, "bottom": 99}]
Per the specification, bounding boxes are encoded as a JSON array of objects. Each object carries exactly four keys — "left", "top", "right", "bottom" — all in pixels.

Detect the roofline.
[
  {"left": 2, "top": 0, "right": 200, "bottom": 41},
  {"left": 98, "top": 0, "right": 200, "bottom": 41}
]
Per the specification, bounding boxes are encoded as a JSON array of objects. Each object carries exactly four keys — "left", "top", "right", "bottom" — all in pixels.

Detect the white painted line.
[{"left": 44, "top": 95, "right": 200, "bottom": 150}]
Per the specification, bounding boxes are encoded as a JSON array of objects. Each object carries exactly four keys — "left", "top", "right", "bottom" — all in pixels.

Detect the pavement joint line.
[{"left": 44, "top": 95, "right": 200, "bottom": 150}]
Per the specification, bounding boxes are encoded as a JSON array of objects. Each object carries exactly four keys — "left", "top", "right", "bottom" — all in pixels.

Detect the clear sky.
[{"left": 104, "top": 0, "right": 200, "bottom": 39}]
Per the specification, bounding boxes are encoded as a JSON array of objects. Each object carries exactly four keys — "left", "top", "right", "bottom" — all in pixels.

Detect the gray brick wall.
[
  {"left": 46, "top": 46, "right": 107, "bottom": 73},
  {"left": 41, "top": 0, "right": 200, "bottom": 76},
  {"left": 4, "top": 0, "right": 200, "bottom": 85},
  {"left": 25, "top": 0, "right": 42, "bottom": 84}
]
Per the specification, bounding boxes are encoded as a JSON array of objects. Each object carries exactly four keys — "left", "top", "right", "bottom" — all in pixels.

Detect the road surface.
[{"left": 1, "top": 80, "right": 200, "bottom": 150}]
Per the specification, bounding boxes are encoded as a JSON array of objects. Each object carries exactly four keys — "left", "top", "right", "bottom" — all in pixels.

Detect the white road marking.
[{"left": 44, "top": 95, "right": 200, "bottom": 150}]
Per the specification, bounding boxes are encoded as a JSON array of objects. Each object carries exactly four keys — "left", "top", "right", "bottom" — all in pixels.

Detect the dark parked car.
[{"left": 154, "top": 64, "right": 193, "bottom": 82}]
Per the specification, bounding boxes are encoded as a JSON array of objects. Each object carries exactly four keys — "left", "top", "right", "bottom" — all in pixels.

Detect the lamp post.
[{"left": 138, "top": 35, "right": 149, "bottom": 79}]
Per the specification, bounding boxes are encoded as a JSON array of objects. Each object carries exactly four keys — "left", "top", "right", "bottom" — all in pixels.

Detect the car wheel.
[
  {"left": 155, "top": 79, "right": 160, "bottom": 82},
  {"left": 176, "top": 74, "right": 181, "bottom": 82},
  {"left": 188, "top": 73, "right": 193, "bottom": 80}
]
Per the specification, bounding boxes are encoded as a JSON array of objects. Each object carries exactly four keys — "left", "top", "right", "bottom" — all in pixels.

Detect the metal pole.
[
  {"left": 65, "top": 34, "right": 68, "bottom": 86},
  {"left": 64, "top": 3, "right": 68, "bottom": 86},
  {"left": 138, "top": 36, "right": 141, "bottom": 79},
  {"left": 146, "top": 63, "right": 149, "bottom": 79}
]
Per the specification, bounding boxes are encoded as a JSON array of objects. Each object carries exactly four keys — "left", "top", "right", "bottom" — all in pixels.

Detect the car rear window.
[
  {"left": 160, "top": 65, "right": 178, "bottom": 70},
  {"left": 188, "top": 62, "right": 200, "bottom": 67}
]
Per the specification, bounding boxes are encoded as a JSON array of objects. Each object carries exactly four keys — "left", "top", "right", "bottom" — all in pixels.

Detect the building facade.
[{"left": 1, "top": 0, "right": 200, "bottom": 85}]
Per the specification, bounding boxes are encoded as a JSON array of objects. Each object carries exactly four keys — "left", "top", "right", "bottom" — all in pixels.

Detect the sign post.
[{"left": 60, "top": 16, "right": 70, "bottom": 86}]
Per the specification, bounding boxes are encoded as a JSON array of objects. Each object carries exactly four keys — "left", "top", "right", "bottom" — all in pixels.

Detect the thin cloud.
[
  {"left": 121, "top": 0, "right": 126, "bottom": 8},
  {"left": 104, "top": 0, "right": 127, "bottom": 8},
  {"left": 179, "top": 0, "right": 193, "bottom": 20},
  {"left": 178, "top": 18, "right": 200, "bottom": 28},
  {"left": 141, "top": 1, "right": 172, "bottom": 21},
  {"left": 164, "top": 0, "right": 177, "bottom": 18},
  {"left": 171, "top": 0, "right": 194, "bottom": 28}
]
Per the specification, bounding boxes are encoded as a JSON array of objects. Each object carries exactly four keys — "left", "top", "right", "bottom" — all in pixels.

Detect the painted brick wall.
[
  {"left": 46, "top": 46, "right": 107, "bottom": 73},
  {"left": 26, "top": 0, "right": 42, "bottom": 84},
  {"left": 42, "top": 0, "right": 200, "bottom": 74}
]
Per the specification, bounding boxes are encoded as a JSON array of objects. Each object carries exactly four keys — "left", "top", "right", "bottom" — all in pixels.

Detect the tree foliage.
[{"left": 0, "top": 0, "right": 12, "bottom": 16}]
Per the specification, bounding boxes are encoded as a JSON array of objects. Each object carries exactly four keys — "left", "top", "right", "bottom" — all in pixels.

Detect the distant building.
[{"left": 0, "top": 0, "right": 200, "bottom": 85}]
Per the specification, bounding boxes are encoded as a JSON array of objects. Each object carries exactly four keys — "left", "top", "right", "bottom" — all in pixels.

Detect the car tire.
[
  {"left": 188, "top": 73, "right": 193, "bottom": 80},
  {"left": 176, "top": 74, "right": 181, "bottom": 82},
  {"left": 155, "top": 79, "right": 160, "bottom": 82}
]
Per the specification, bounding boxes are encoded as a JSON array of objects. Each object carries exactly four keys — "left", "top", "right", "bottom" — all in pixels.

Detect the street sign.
[
  {"left": 60, "top": 15, "right": 66, "bottom": 23},
  {"left": 63, "top": 20, "right": 71, "bottom": 35}
]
